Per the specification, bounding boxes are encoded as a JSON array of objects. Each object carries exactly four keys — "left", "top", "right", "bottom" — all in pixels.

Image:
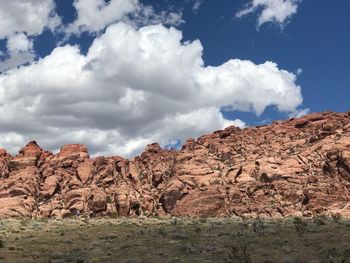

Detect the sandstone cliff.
[{"left": 0, "top": 111, "right": 350, "bottom": 218}]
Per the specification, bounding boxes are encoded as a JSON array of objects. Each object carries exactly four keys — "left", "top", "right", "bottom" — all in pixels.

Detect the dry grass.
[{"left": 0, "top": 217, "right": 349, "bottom": 262}]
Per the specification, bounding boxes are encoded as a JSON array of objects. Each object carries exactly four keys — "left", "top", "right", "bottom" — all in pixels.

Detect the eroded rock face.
[
  {"left": 0, "top": 112, "right": 350, "bottom": 218},
  {"left": 58, "top": 144, "right": 89, "bottom": 159},
  {"left": 0, "top": 148, "right": 10, "bottom": 178},
  {"left": 19, "top": 141, "right": 43, "bottom": 158}
]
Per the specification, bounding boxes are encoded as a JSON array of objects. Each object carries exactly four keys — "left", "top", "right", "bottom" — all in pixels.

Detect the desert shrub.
[
  {"left": 157, "top": 227, "right": 166, "bottom": 237},
  {"left": 110, "top": 209, "right": 118, "bottom": 219},
  {"left": 342, "top": 248, "right": 350, "bottom": 262},
  {"left": 193, "top": 222, "right": 201, "bottom": 233},
  {"left": 293, "top": 217, "right": 307, "bottom": 236},
  {"left": 81, "top": 216, "right": 90, "bottom": 225},
  {"left": 252, "top": 217, "right": 265, "bottom": 236},
  {"left": 184, "top": 242, "right": 194, "bottom": 254},
  {"left": 106, "top": 195, "right": 113, "bottom": 204},
  {"left": 239, "top": 216, "right": 249, "bottom": 230},
  {"left": 227, "top": 242, "right": 252, "bottom": 263},
  {"left": 331, "top": 213, "right": 342, "bottom": 224},
  {"left": 326, "top": 248, "right": 338, "bottom": 263},
  {"left": 199, "top": 217, "right": 207, "bottom": 224},
  {"left": 313, "top": 215, "right": 327, "bottom": 226},
  {"left": 37, "top": 217, "right": 49, "bottom": 223},
  {"left": 171, "top": 218, "right": 178, "bottom": 227},
  {"left": 19, "top": 219, "right": 28, "bottom": 227}
]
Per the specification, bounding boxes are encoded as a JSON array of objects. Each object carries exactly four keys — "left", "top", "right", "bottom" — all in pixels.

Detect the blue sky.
[
  {"left": 155, "top": 0, "right": 350, "bottom": 123},
  {"left": 0, "top": 0, "right": 348, "bottom": 156}
]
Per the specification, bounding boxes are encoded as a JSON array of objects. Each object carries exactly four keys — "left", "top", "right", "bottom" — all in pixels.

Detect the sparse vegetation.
[
  {"left": 331, "top": 213, "right": 342, "bottom": 224},
  {"left": 251, "top": 217, "right": 265, "bottom": 236},
  {"left": 110, "top": 209, "right": 118, "bottom": 219},
  {"left": 227, "top": 240, "right": 252, "bottom": 263},
  {"left": 293, "top": 217, "right": 307, "bottom": 236},
  {"left": 313, "top": 215, "right": 327, "bottom": 226},
  {"left": 0, "top": 217, "right": 349, "bottom": 262}
]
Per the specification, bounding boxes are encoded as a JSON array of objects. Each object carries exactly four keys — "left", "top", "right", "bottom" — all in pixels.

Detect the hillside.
[{"left": 0, "top": 111, "right": 349, "bottom": 218}]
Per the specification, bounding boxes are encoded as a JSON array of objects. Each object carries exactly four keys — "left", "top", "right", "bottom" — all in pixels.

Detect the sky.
[{"left": 0, "top": 0, "right": 349, "bottom": 157}]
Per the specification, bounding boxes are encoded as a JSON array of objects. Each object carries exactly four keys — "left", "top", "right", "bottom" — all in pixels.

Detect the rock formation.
[{"left": 0, "top": 111, "right": 349, "bottom": 218}]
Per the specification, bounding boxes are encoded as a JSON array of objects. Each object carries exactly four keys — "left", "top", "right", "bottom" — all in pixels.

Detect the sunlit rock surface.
[{"left": 0, "top": 111, "right": 350, "bottom": 218}]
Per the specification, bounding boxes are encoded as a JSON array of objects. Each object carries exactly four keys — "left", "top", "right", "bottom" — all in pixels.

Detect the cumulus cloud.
[
  {"left": 0, "top": 0, "right": 60, "bottom": 72},
  {"left": 7, "top": 33, "right": 33, "bottom": 54},
  {"left": 67, "top": 0, "right": 184, "bottom": 34},
  {"left": 0, "top": 22, "right": 303, "bottom": 157},
  {"left": 0, "top": 0, "right": 60, "bottom": 39},
  {"left": 0, "top": 33, "right": 35, "bottom": 72},
  {"left": 236, "top": 0, "right": 301, "bottom": 28}
]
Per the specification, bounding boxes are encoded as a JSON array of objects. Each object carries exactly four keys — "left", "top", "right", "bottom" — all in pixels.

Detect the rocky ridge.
[{"left": 0, "top": 111, "right": 350, "bottom": 218}]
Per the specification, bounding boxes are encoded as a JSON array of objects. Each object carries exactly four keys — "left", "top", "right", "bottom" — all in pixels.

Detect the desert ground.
[{"left": 0, "top": 216, "right": 349, "bottom": 263}]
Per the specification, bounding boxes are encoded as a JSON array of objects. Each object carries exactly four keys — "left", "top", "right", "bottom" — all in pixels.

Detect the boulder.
[
  {"left": 88, "top": 189, "right": 107, "bottom": 214},
  {"left": 77, "top": 160, "right": 94, "bottom": 184},
  {"left": 172, "top": 188, "right": 227, "bottom": 217},
  {"left": 41, "top": 175, "right": 60, "bottom": 198},
  {"left": 0, "top": 197, "right": 35, "bottom": 217},
  {"left": 58, "top": 144, "right": 89, "bottom": 159}
]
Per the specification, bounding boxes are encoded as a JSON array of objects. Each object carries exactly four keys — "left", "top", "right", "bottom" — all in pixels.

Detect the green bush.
[
  {"left": 227, "top": 242, "right": 252, "bottom": 263},
  {"left": 293, "top": 217, "right": 307, "bottom": 236}
]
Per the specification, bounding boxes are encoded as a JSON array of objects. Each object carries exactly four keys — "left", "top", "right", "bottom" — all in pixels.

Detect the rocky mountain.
[{"left": 0, "top": 111, "right": 349, "bottom": 218}]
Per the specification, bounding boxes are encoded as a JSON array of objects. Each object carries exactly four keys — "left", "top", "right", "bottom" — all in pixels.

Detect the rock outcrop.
[{"left": 0, "top": 111, "right": 350, "bottom": 218}]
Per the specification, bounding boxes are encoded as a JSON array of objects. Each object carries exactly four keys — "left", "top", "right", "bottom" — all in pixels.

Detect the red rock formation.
[
  {"left": 58, "top": 144, "right": 89, "bottom": 159},
  {"left": 0, "top": 111, "right": 350, "bottom": 218}
]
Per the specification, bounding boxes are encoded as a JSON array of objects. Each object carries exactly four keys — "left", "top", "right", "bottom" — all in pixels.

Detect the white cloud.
[
  {"left": 289, "top": 108, "right": 310, "bottom": 118},
  {"left": 0, "top": 133, "right": 26, "bottom": 155},
  {"left": 0, "top": 52, "right": 35, "bottom": 72},
  {"left": 0, "top": 33, "right": 35, "bottom": 72},
  {"left": 7, "top": 33, "right": 33, "bottom": 54},
  {"left": 236, "top": 0, "right": 301, "bottom": 28},
  {"left": 0, "top": 0, "right": 61, "bottom": 72},
  {"left": 192, "top": 0, "right": 204, "bottom": 13},
  {"left": 160, "top": 107, "right": 246, "bottom": 144},
  {"left": 0, "top": 0, "right": 60, "bottom": 39},
  {"left": 67, "top": 0, "right": 184, "bottom": 35},
  {"left": 0, "top": 23, "right": 303, "bottom": 157}
]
